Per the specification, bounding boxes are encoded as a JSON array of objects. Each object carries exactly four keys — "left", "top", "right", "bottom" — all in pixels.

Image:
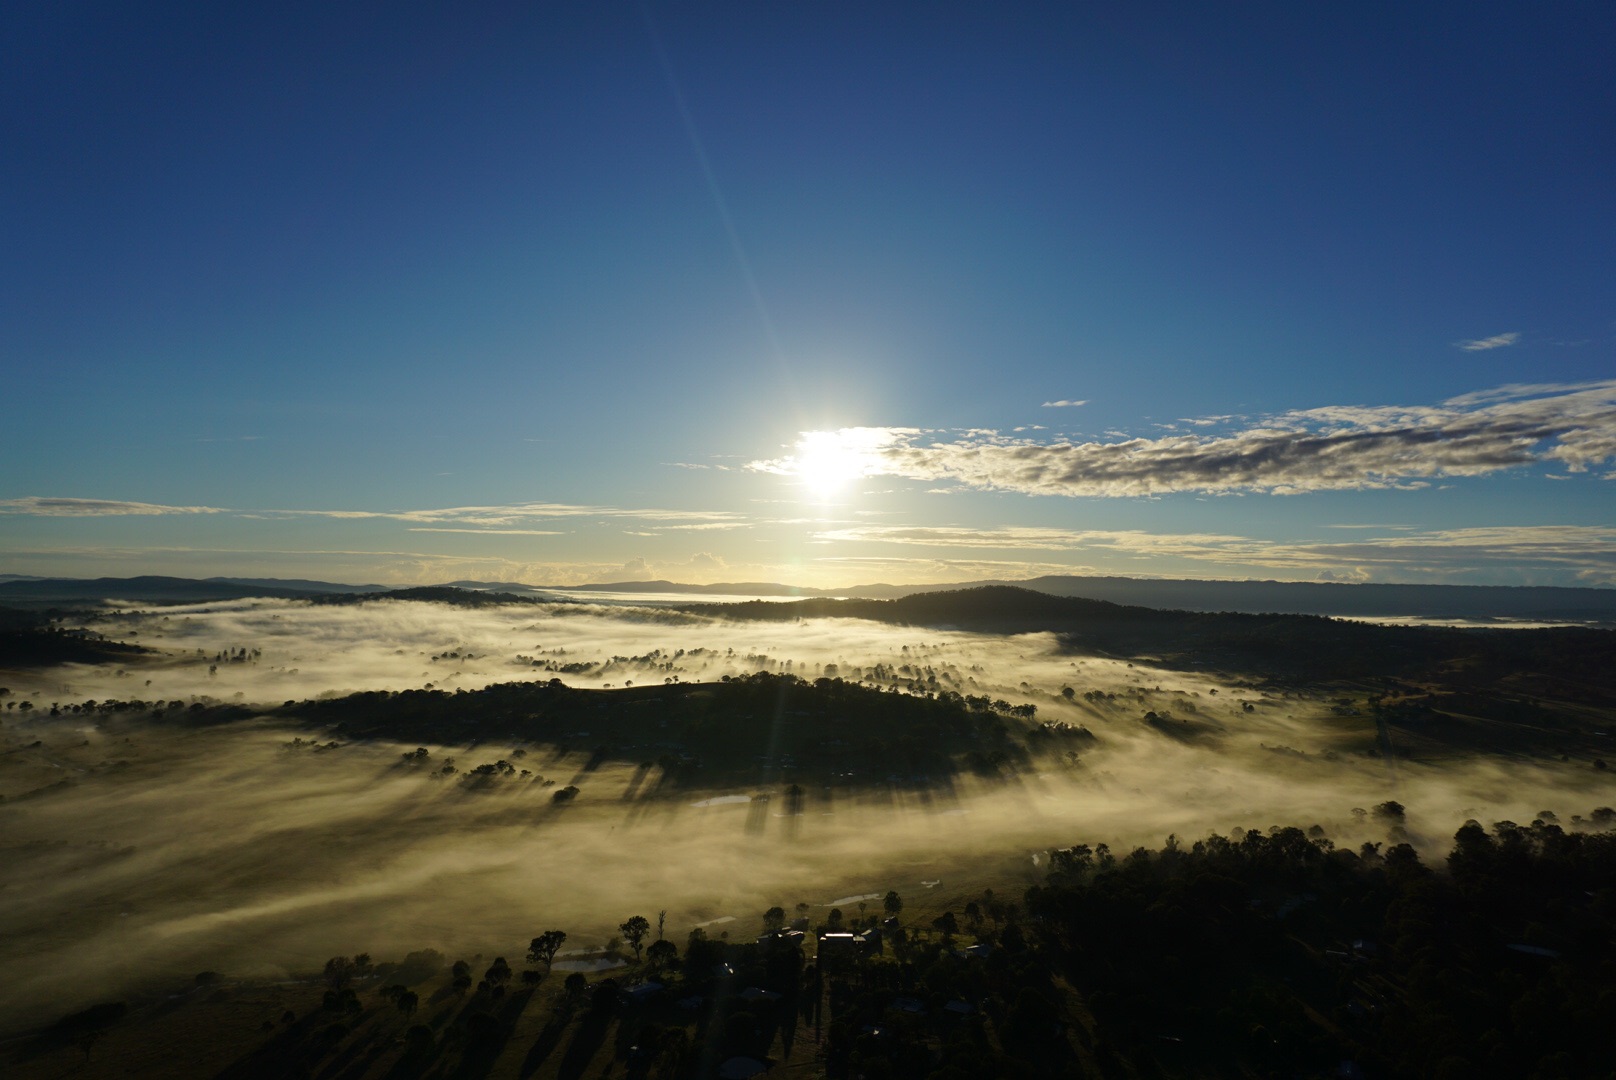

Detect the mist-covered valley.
[{"left": 5, "top": 592, "right": 1615, "bottom": 1049}]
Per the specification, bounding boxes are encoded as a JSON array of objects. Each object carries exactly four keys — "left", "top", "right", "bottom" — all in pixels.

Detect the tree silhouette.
[
  {"left": 323, "top": 956, "right": 356, "bottom": 990},
  {"left": 527, "top": 929, "right": 567, "bottom": 971},
  {"left": 647, "top": 938, "right": 678, "bottom": 971},
  {"left": 619, "top": 915, "right": 651, "bottom": 962},
  {"left": 883, "top": 891, "right": 903, "bottom": 918}
]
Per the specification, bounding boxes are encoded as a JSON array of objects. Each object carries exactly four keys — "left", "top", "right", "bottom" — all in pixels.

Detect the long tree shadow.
[
  {"left": 438, "top": 987, "right": 539, "bottom": 1080},
  {"left": 445, "top": 1018, "right": 512, "bottom": 1080},
  {"left": 554, "top": 1009, "right": 615, "bottom": 1080},
  {"left": 517, "top": 1013, "right": 572, "bottom": 1080},
  {"left": 380, "top": 1043, "right": 439, "bottom": 1080},
  {"left": 752, "top": 1000, "right": 796, "bottom": 1062},
  {"left": 619, "top": 763, "right": 652, "bottom": 800},
  {"left": 775, "top": 1001, "right": 798, "bottom": 1059},
  {"left": 317, "top": 1025, "right": 390, "bottom": 1080},
  {"left": 213, "top": 1009, "right": 333, "bottom": 1080}
]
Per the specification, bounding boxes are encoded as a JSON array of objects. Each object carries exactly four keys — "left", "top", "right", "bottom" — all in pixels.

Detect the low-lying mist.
[{"left": 2, "top": 598, "right": 1612, "bottom": 1027}]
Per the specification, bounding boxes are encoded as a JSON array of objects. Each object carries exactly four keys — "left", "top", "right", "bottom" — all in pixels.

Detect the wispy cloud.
[
  {"left": 0, "top": 497, "right": 230, "bottom": 517},
  {"left": 751, "top": 381, "right": 1616, "bottom": 497},
  {"left": 1041, "top": 399, "right": 1088, "bottom": 408},
  {"left": 661, "top": 522, "right": 751, "bottom": 531},
  {"left": 406, "top": 528, "right": 566, "bottom": 536},
  {"left": 811, "top": 555, "right": 1095, "bottom": 580},
  {"left": 278, "top": 502, "right": 746, "bottom": 525},
  {"left": 0, "top": 498, "right": 745, "bottom": 528},
  {"left": 812, "top": 525, "right": 1157, "bottom": 551},
  {"left": 1455, "top": 332, "right": 1520, "bottom": 351}
]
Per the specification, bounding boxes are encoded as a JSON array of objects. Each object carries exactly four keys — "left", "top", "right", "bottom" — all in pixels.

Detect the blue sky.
[{"left": 3, "top": 3, "right": 1614, "bottom": 587}]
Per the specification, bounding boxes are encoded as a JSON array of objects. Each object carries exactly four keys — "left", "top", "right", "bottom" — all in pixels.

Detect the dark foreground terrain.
[{"left": 9, "top": 814, "right": 1615, "bottom": 1080}]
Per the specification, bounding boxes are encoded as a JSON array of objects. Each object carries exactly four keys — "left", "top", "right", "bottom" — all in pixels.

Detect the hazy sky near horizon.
[{"left": 3, "top": 4, "right": 1614, "bottom": 588}]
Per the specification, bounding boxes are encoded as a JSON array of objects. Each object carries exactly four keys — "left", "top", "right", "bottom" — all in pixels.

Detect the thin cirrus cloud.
[
  {"left": 0, "top": 497, "right": 230, "bottom": 516},
  {"left": 1041, "top": 399, "right": 1088, "bottom": 408},
  {"left": 0, "top": 498, "right": 745, "bottom": 528},
  {"left": 751, "top": 381, "right": 1616, "bottom": 497},
  {"left": 274, "top": 502, "right": 745, "bottom": 525},
  {"left": 406, "top": 528, "right": 567, "bottom": 536},
  {"left": 1455, "top": 332, "right": 1520, "bottom": 351}
]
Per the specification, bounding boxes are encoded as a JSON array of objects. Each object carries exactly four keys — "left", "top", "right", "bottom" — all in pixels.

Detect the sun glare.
[{"left": 789, "top": 429, "right": 884, "bottom": 498}]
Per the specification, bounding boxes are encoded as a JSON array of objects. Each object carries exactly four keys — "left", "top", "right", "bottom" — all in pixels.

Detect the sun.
[{"left": 789, "top": 429, "right": 883, "bottom": 498}]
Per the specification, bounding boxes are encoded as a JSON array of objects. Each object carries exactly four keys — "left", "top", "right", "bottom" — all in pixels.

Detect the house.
[
  {"left": 817, "top": 932, "right": 858, "bottom": 969},
  {"left": 622, "top": 981, "right": 664, "bottom": 1004}
]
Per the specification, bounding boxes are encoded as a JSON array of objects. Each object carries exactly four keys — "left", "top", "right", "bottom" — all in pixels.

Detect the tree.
[
  {"left": 323, "top": 956, "right": 356, "bottom": 990},
  {"left": 620, "top": 915, "right": 651, "bottom": 962},
  {"left": 763, "top": 906, "right": 786, "bottom": 933},
  {"left": 686, "top": 927, "right": 724, "bottom": 974},
  {"left": 932, "top": 911, "right": 959, "bottom": 942},
  {"left": 563, "top": 972, "right": 588, "bottom": 1002},
  {"left": 647, "top": 938, "right": 678, "bottom": 971},
  {"left": 527, "top": 929, "right": 567, "bottom": 971},
  {"left": 396, "top": 990, "right": 418, "bottom": 1019},
  {"left": 883, "top": 891, "right": 903, "bottom": 918},
  {"left": 590, "top": 978, "right": 620, "bottom": 1016}
]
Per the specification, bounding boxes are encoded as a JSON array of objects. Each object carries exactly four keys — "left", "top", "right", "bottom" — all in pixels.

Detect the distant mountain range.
[
  {"left": 0, "top": 573, "right": 1612, "bottom": 621},
  {"left": 686, "top": 584, "right": 1616, "bottom": 686},
  {"left": 541, "top": 575, "right": 1616, "bottom": 621},
  {"left": 0, "top": 575, "right": 388, "bottom": 604}
]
